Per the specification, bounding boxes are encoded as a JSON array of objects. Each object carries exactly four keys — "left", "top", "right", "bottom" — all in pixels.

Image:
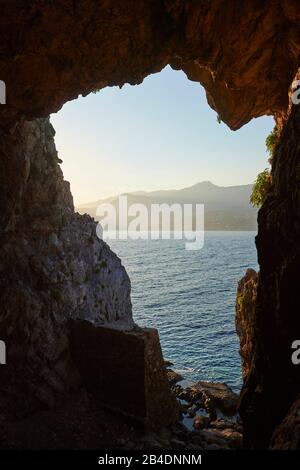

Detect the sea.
[{"left": 108, "top": 231, "right": 258, "bottom": 392}]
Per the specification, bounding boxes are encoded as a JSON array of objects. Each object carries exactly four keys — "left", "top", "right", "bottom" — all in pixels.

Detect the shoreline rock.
[
  {"left": 165, "top": 368, "right": 183, "bottom": 387},
  {"left": 188, "top": 381, "right": 239, "bottom": 416}
]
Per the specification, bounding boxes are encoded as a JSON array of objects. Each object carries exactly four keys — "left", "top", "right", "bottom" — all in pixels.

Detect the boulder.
[
  {"left": 69, "top": 322, "right": 179, "bottom": 432},
  {"left": 165, "top": 369, "right": 183, "bottom": 387},
  {"left": 197, "top": 427, "right": 242, "bottom": 449},
  {"left": 193, "top": 415, "right": 210, "bottom": 430},
  {"left": 189, "top": 381, "right": 239, "bottom": 416}
]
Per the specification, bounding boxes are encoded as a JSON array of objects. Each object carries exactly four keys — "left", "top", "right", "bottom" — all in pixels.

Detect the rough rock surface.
[
  {"left": 188, "top": 382, "right": 239, "bottom": 416},
  {"left": 0, "top": 118, "right": 133, "bottom": 412},
  {"left": 235, "top": 268, "right": 258, "bottom": 383},
  {"left": 1, "top": 1, "right": 300, "bottom": 129},
  {"left": 193, "top": 415, "right": 210, "bottom": 430},
  {"left": 270, "top": 394, "right": 300, "bottom": 450},
  {"left": 239, "top": 89, "right": 300, "bottom": 448},
  {"left": 165, "top": 368, "right": 183, "bottom": 387},
  {"left": 69, "top": 322, "right": 180, "bottom": 431}
]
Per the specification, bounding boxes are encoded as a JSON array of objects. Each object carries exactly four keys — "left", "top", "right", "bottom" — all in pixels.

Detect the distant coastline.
[{"left": 77, "top": 181, "right": 257, "bottom": 231}]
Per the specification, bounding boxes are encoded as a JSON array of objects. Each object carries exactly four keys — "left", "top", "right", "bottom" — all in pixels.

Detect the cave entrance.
[{"left": 51, "top": 65, "right": 273, "bottom": 393}]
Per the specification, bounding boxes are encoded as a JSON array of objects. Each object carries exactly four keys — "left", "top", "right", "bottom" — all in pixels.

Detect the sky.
[{"left": 51, "top": 65, "right": 274, "bottom": 206}]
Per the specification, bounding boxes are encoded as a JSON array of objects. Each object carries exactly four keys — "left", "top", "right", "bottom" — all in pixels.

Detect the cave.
[{"left": 1, "top": 0, "right": 300, "bottom": 451}]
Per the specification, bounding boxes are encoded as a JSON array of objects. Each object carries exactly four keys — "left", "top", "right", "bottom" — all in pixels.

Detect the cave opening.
[
  {"left": 2, "top": 0, "right": 300, "bottom": 451},
  {"left": 50, "top": 65, "right": 273, "bottom": 393}
]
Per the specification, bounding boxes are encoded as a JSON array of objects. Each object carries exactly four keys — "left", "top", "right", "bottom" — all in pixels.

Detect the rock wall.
[
  {"left": 0, "top": 118, "right": 133, "bottom": 412},
  {"left": 238, "top": 90, "right": 300, "bottom": 448},
  {"left": 235, "top": 269, "right": 258, "bottom": 384},
  {"left": 1, "top": 1, "right": 300, "bottom": 129},
  {"left": 270, "top": 394, "right": 300, "bottom": 449}
]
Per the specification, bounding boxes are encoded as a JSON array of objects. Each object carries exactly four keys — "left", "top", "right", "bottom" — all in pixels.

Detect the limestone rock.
[
  {"left": 166, "top": 369, "right": 183, "bottom": 387},
  {"left": 239, "top": 86, "right": 300, "bottom": 449},
  {"left": 69, "top": 323, "right": 180, "bottom": 432},
  {"left": 189, "top": 381, "right": 239, "bottom": 416},
  {"left": 235, "top": 268, "right": 258, "bottom": 383},
  {"left": 196, "top": 427, "right": 242, "bottom": 450},
  {"left": 270, "top": 395, "right": 300, "bottom": 449},
  {"left": 193, "top": 415, "right": 210, "bottom": 430},
  {"left": 0, "top": 118, "right": 133, "bottom": 412},
  {"left": 1, "top": 2, "right": 300, "bottom": 129}
]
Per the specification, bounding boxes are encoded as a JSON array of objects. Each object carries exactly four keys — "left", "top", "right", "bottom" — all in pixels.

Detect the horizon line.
[{"left": 76, "top": 180, "right": 254, "bottom": 207}]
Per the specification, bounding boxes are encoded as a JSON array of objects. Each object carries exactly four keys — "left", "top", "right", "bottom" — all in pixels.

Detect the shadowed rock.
[
  {"left": 236, "top": 268, "right": 258, "bottom": 383},
  {"left": 69, "top": 322, "right": 180, "bottom": 431},
  {"left": 189, "top": 381, "right": 239, "bottom": 416}
]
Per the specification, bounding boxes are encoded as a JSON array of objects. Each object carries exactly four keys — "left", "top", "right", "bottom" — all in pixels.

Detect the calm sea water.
[{"left": 108, "top": 231, "right": 258, "bottom": 392}]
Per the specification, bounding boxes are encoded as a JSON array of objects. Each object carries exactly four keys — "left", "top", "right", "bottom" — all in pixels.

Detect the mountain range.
[{"left": 77, "top": 181, "right": 257, "bottom": 231}]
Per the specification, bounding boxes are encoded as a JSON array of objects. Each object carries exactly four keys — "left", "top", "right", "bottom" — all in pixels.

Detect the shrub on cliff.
[
  {"left": 265, "top": 127, "right": 278, "bottom": 164},
  {"left": 250, "top": 128, "right": 277, "bottom": 208},
  {"left": 250, "top": 168, "right": 272, "bottom": 208}
]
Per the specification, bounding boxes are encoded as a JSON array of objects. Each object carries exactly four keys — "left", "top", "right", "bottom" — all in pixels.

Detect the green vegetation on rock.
[
  {"left": 250, "top": 168, "right": 272, "bottom": 208},
  {"left": 250, "top": 128, "right": 277, "bottom": 208},
  {"left": 265, "top": 128, "right": 278, "bottom": 162}
]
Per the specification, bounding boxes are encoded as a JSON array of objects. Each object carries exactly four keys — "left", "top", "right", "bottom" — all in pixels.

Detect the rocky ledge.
[
  {"left": 117, "top": 418, "right": 243, "bottom": 451},
  {"left": 117, "top": 364, "right": 242, "bottom": 451},
  {"left": 69, "top": 322, "right": 180, "bottom": 431},
  {"left": 184, "top": 381, "right": 239, "bottom": 417}
]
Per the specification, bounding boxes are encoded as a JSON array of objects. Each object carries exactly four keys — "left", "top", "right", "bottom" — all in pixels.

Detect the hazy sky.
[{"left": 51, "top": 66, "right": 274, "bottom": 206}]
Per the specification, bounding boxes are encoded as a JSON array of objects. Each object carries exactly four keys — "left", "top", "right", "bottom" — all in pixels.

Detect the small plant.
[
  {"left": 250, "top": 128, "right": 278, "bottom": 208},
  {"left": 265, "top": 127, "right": 278, "bottom": 164},
  {"left": 250, "top": 168, "right": 272, "bottom": 208}
]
